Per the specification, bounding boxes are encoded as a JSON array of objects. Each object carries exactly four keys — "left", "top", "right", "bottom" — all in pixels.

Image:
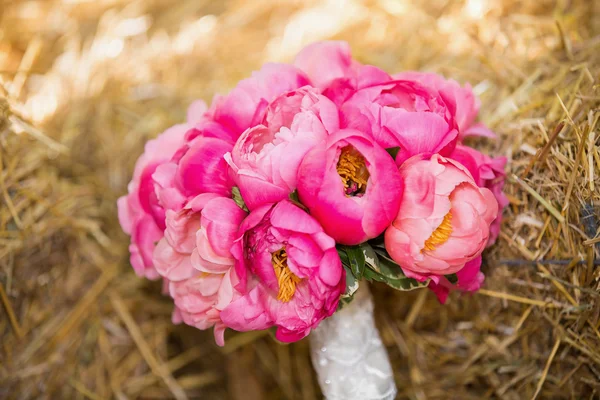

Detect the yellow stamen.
[
  {"left": 423, "top": 212, "right": 453, "bottom": 252},
  {"left": 336, "top": 146, "right": 370, "bottom": 196},
  {"left": 271, "top": 249, "right": 302, "bottom": 302}
]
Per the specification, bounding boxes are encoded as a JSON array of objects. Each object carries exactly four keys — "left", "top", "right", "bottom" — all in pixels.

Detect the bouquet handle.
[{"left": 309, "top": 286, "right": 397, "bottom": 400}]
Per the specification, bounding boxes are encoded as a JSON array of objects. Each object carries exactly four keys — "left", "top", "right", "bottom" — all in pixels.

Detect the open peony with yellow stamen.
[
  {"left": 221, "top": 200, "right": 345, "bottom": 343},
  {"left": 336, "top": 146, "right": 370, "bottom": 197},
  {"left": 385, "top": 154, "right": 498, "bottom": 278},
  {"left": 271, "top": 249, "right": 302, "bottom": 302}
]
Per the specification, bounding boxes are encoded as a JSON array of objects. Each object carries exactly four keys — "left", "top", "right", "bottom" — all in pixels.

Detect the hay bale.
[{"left": 0, "top": 0, "right": 598, "bottom": 399}]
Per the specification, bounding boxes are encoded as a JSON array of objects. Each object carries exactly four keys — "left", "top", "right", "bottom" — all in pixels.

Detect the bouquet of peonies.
[{"left": 118, "top": 41, "right": 507, "bottom": 351}]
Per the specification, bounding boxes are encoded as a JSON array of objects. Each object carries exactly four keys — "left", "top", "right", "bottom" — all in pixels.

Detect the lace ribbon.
[{"left": 310, "top": 286, "right": 397, "bottom": 400}]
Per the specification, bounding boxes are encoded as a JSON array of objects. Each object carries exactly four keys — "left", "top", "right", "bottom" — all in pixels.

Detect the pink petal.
[
  {"left": 153, "top": 238, "right": 196, "bottom": 281},
  {"left": 177, "top": 137, "right": 234, "bottom": 197},
  {"left": 384, "top": 111, "right": 458, "bottom": 165},
  {"left": 214, "top": 63, "right": 310, "bottom": 135},
  {"left": 294, "top": 41, "right": 352, "bottom": 87},
  {"left": 220, "top": 286, "right": 273, "bottom": 331},
  {"left": 187, "top": 100, "right": 208, "bottom": 124}
]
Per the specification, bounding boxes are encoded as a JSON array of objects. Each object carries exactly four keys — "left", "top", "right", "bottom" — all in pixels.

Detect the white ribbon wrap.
[{"left": 310, "top": 286, "right": 397, "bottom": 400}]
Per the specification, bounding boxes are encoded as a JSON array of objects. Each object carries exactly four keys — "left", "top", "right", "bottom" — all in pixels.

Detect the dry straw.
[{"left": 1, "top": 0, "right": 599, "bottom": 398}]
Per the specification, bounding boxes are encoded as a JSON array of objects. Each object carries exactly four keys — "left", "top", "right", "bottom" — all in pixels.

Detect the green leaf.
[
  {"left": 372, "top": 248, "right": 405, "bottom": 280},
  {"left": 338, "top": 296, "right": 354, "bottom": 310},
  {"left": 371, "top": 247, "right": 395, "bottom": 264},
  {"left": 382, "top": 276, "right": 429, "bottom": 291},
  {"left": 367, "top": 234, "right": 386, "bottom": 249},
  {"left": 288, "top": 190, "right": 308, "bottom": 211},
  {"left": 231, "top": 187, "right": 249, "bottom": 212},
  {"left": 364, "top": 248, "right": 430, "bottom": 291},
  {"left": 341, "top": 265, "right": 359, "bottom": 299},
  {"left": 288, "top": 190, "right": 300, "bottom": 202},
  {"left": 344, "top": 245, "right": 366, "bottom": 279},
  {"left": 446, "top": 273, "right": 458, "bottom": 284},
  {"left": 336, "top": 246, "right": 350, "bottom": 266},
  {"left": 386, "top": 146, "right": 400, "bottom": 159},
  {"left": 360, "top": 243, "right": 379, "bottom": 271},
  {"left": 363, "top": 267, "right": 386, "bottom": 283},
  {"left": 364, "top": 267, "right": 428, "bottom": 291},
  {"left": 338, "top": 264, "right": 360, "bottom": 310}
]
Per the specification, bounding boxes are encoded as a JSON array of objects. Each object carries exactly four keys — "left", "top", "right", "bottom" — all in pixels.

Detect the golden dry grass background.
[{"left": 1, "top": 0, "right": 600, "bottom": 399}]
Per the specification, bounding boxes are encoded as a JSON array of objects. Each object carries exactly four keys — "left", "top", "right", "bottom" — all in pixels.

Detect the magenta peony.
[
  {"left": 297, "top": 129, "right": 402, "bottom": 245},
  {"left": 394, "top": 71, "right": 496, "bottom": 140},
  {"left": 294, "top": 41, "right": 391, "bottom": 105},
  {"left": 226, "top": 87, "right": 338, "bottom": 210},
  {"left": 294, "top": 41, "right": 355, "bottom": 88},
  {"left": 153, "top": 135, "right": 235, "bottom": 212},
  {"left": 341, "top": 79, "right": 459, "bottom": 165},
  {"left": 220, "top": 200, "right": 345, "bottom": 343},
  {"left": 117, "top": 101, "right": 206, "bottom": 279},
  {"left": 385, "top": 154, "right": 498, "bottom": 278},
  {"left": 209, "top": 63, "right": 310, "bottom": 138}
]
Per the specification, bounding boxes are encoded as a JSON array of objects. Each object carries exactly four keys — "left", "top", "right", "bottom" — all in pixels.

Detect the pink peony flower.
[
  {"left": 385, "top": 154, "right": 498, "bottom": 278},
  {"left": 117, "top": 101, "right": 206, "bottom": 279},
  {"left": 220, "top": 200, "right": 345, "bottom": 343},
  {"left": 170, "top": 270, "right": 238, "bottom": 346},
  {"left": 340, "top": 79, "right": 459, "bottom": 165},
  {"left": 154, "top": 193, "right": 220, "bottom": 281},
  {"left": 152, "top": 135, "right": 235, "bottom": 213},
  {"left": 184, "top": 114, "right": 239, "bottom": 145},
  {"left": 155, "top": 194, "right": 247, "bottom": 345},
  {"left": 294, "top": 41, "right": 391, "bottom": 105},
  {"left": 450, "top": 145, "right": 508, "bottom": 246},
  {"left": 295, "top": 43, "right": 468, "bottom": 164},
  {"left": 428, "top": 256, "right": 485, "bottom": 304},
  {"left": 296, "top": 129, "right": 403, "bottom": 245},
  {"left": 209, "top": 63, "right": 310, "bottom": 138},
  {"left": 191, "top": 197, "right": 248, "bottom": 274},
  {"left": 294, "top": 41, "right": 354, "bottom": 88},
  {"left": 226, "top": 87, "right": 338, "bottom": 210},
  {"left": 394, "top": 71, "right": 495, "bottom": 140},
  {"left": 262, "top": 87, "right": 340, "bottom": 135}
]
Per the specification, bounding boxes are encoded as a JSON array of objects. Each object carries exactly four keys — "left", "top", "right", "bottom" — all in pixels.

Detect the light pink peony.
[
  {"left": 450, "top": 145, "right": 508, "bottom": 246},
  {"left": 296, "top": 129, "right": 402, "bottom": 245},
  {"left": 220, "top": 200, "right": 345, "bottom": 343},
  {"left": 154, "top": 193, "right": 220, "bottom": 281},
  {"left": 226, "top": 87, "right": 338, "bottom": 210},
  {"left": 428, "top": 256, "right": 485, "bottom": 304},
  {"left": 385, "top": 154, "right": 498, "bottom": 278},
  {"left": 154, "top": 194, "right": 247, "bottom": 345},
  {"left": 394, "top": 71, "right": 495, "bottom": 140},
  {"left": 170, "top": 270, "right": 238, "bottom": 346},
  {"left": 117, "top": 101, "right": 206, "bottom": 279},
  {"left": 262, "top": 87, "right": 339, "bottom": 135},
  {"left": 209, "top": 63, "right": 310, "bottom": 138},
  {"left": 341, "top": 79, "right": 459, "bottom": 165}
]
